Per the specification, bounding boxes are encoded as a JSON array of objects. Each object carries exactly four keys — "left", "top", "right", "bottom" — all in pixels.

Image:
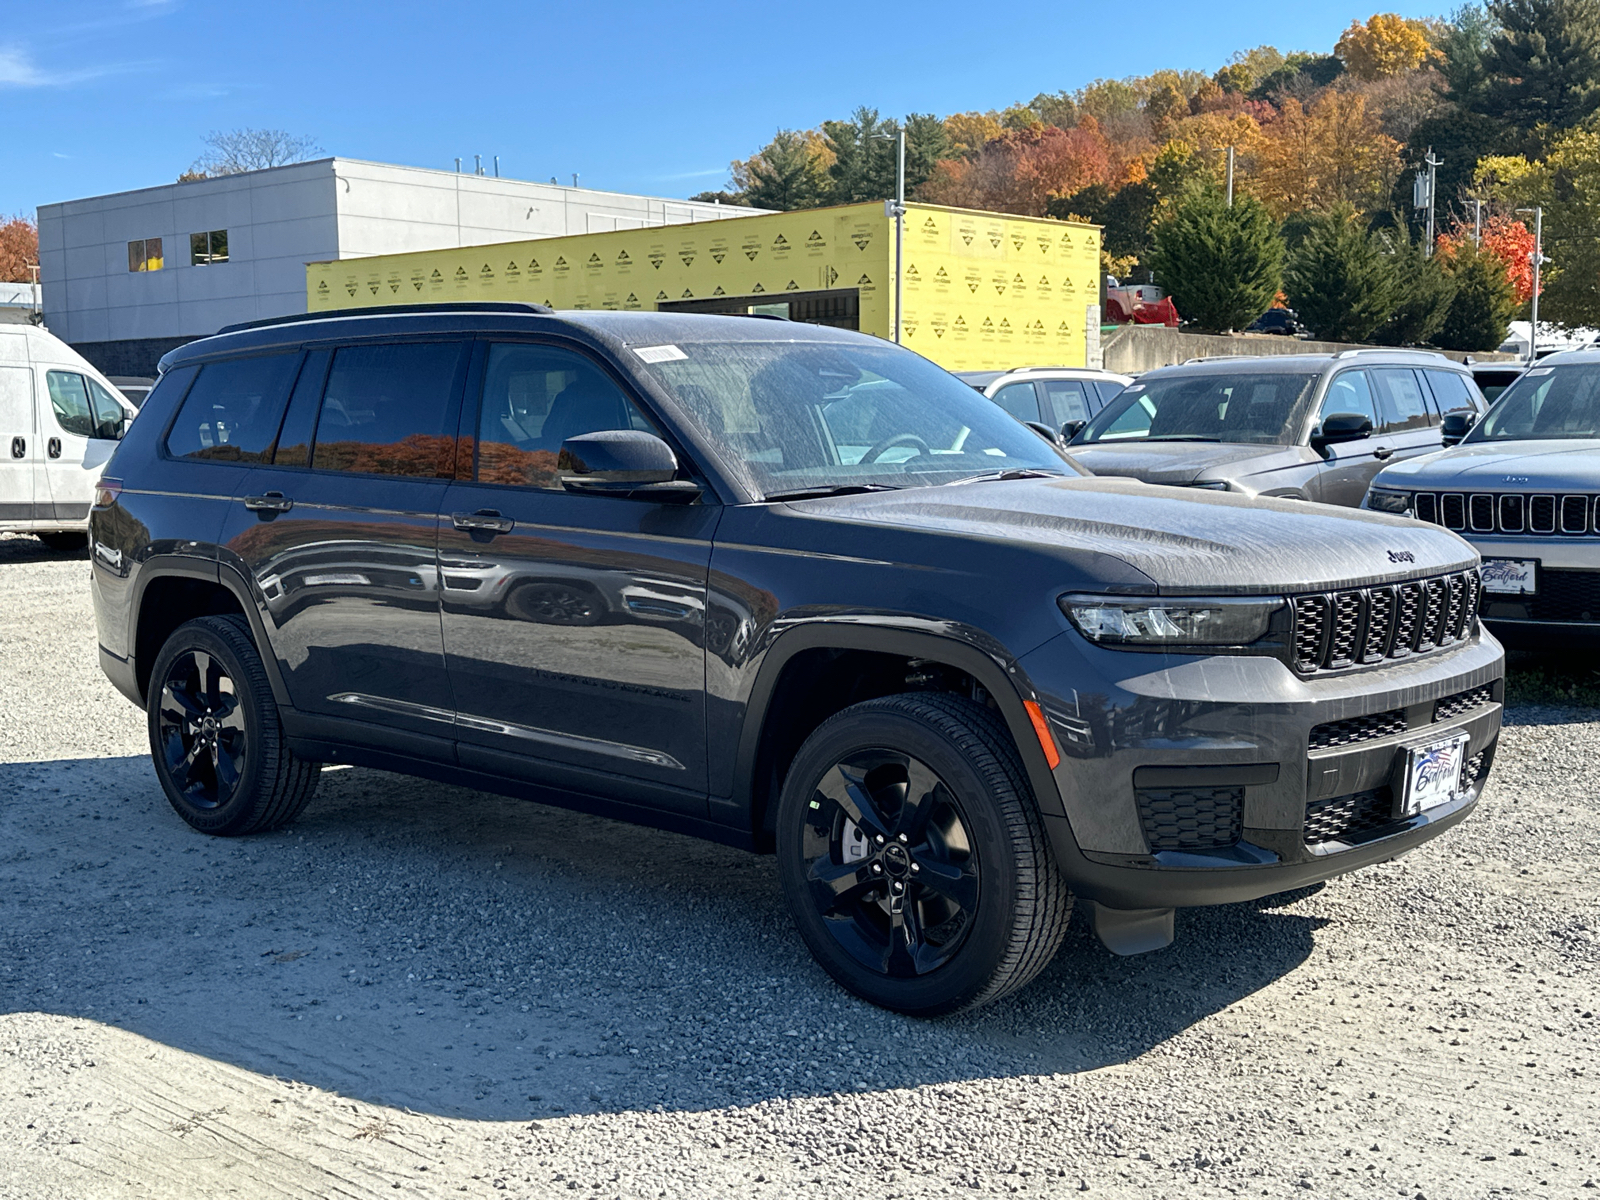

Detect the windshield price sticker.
[
  {"left": 634, "top": 344, "right": 688, "bottom": 363},
  {"left": 1482, "top": 558, "right": 1538, "bottom": 595},
  {"left": 1525, "top": 367, "right": 1554, "bottom": 376}
]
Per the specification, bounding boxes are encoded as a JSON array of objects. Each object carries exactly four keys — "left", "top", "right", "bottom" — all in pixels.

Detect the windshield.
[
  {"left": 634, "top": 338, "right": 1076, "bottom": 498},
  {"left": 1470, "top": 363, "right": 1600, "bottom": 441},
  {"left": 1077, "top": 371, "right": 1320, "bottom": 446}
]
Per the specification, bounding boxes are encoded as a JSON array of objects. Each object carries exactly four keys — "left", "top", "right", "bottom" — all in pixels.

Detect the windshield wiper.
[
  {"left": 1124, "top": 435, "right": 1223, "bottom": 442},
  {"left": 945, "top": 468, "right": 1067, "bottom": 485},
  {"left": 763, "top": 483, "right": 904, "bottom": 502}
]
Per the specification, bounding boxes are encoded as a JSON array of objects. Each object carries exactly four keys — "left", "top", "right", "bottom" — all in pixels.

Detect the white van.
[{"left": 0, "top": 325, "right": 137, "bottom": 550}]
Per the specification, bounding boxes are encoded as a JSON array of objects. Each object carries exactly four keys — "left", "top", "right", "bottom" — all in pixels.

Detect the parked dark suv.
[{"left": 90, "top": 303, "right": 1504, "bottom": 1015}]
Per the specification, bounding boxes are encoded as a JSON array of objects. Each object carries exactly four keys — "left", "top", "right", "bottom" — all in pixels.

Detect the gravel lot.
[{"left": 1, "top": 530, "right": 1596, "bottom": 1199}]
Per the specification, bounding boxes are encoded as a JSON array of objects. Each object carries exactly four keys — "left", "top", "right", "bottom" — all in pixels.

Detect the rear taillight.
[{"left": 93, "top": 478, "right": 122, "bottom": 508}]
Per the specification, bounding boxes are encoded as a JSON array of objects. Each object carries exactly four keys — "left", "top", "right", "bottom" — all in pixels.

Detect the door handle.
[
  {"left": 243, "top": 491, "right": 294, "bottom": 514},
  {"left": 452, "top": 509, "right": 514, "bottom": 534},
  {"left": 1373, "top": 445, "right": 1395, "bottom": 460},
  {"left": 47, "top": 437, "right": 61, "bottom": 459},
  {"left": 8, "top": 437, "right": 21, "bottom": 459}
]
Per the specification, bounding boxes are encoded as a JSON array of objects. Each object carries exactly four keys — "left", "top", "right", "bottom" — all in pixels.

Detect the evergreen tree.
[
  {"left": 1434, "top": 239, "right": 1523, "bottom": 349},
  {"left": 822, "top": 107, "right": 900, "bottom": 203},
  {"left": 1476, "top": 0, "right": 1600, "bottom": 139},
  {"left": 903, "top": 113, "right": 952, "bottom": 196},
  {"left": 1147, "top": 189, "right": 1285, "bottom": 331},
  {"left": 1372, "top": 228, "right": 1458, "bottom": 345},
  {"left": 1284, "top": 204, "right": 1400, "bottom": 342},
  {"left": 740, "top": 131, "right": 830, "bottom": 212},
  {"left": 1389, "top": 112, "right": 1509, "bottom": 233}
]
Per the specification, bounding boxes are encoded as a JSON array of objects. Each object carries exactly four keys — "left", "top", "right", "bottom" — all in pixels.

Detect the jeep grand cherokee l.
[{"left": 89, "top": 303, "right": 1504, "bottom": 1016}]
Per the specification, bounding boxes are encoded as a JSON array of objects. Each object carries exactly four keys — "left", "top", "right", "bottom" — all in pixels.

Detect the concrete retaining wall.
[{"left": 1101, "top": 325, "right": 1517, "bottom": 374}]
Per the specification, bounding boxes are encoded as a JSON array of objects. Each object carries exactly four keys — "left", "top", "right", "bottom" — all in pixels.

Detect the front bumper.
[{"left": 1018, "top": 627, "right": 1503, "bottom": 919}]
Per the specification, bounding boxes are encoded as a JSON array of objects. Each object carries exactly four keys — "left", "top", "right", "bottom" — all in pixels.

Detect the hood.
[
  {"left": 1375, "top": 438, "right": 1600, "bottom": 493},
  {"left": 789, "top": 476, "right": 1477, "bottom": 596},
  {"left": 1066, "top": 440, "right": 1303, "bottom": 486}
]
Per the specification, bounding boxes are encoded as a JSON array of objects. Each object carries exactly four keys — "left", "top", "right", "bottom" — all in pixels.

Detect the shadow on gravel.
[
  {"left": 0, "top": 533, "right": 88, "bottom": 565},
  {"left": 0, "top": 754, "right": 1323, "bottom": 1123}
]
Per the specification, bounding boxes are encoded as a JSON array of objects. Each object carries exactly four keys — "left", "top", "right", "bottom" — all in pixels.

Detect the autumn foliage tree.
[
  {"left": 1254, "top": 92, "right": 1402, "bottom": 217},
  {"left": 0, "top": 215, "right": 38, "bottom": 283},
  {"left": 1336, "top": 14, "right": 1438, "bottom": 79}
]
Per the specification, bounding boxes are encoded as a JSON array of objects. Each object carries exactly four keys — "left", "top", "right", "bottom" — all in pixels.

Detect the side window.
[
  {"left": 1423, "top": 369, "right": 1479, "bottom": 416},
  {"left": 1041, "top": 379, "right": 1091, "bottom": 426},
  {"left": 86, "top": 377, "right": 128, "bottom": 440},
  {"left": 1318, "top": 371, "right": 1378, "bottom": 430},
  {"left": 164, "top": 353, "right": 300, "bottom": 462},
  {"left": 1093, "top": 381, "right": 1125, "bottom": 406},
  {"left": 311, "top": 342, "right": 467, "bottom": 478},
  {"left": 475, "top": 343, "right": 658, "bottom": 489},
  {"left": 270, "top": 350, "right": 331, "bottom": 468},
  {"left": 1372, "top": 368, "right": 1435, "bottom": 432},
  {"left": 989, "top": 382, "right": 1040, "bottom": 423},
  {"left": 45, "top": 372, "right": 95, "bottom": 437}
]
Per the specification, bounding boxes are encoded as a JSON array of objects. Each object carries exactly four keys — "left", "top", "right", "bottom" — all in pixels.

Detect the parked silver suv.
[
  {"left": 1366, "top": 348, "right": 1600, "bottom": 648},
  {"left": 1068, "top": 351, "right": 1487, "bottom": 506}
]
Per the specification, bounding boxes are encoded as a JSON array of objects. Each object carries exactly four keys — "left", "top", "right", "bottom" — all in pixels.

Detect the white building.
[
  {"left": 37, "top": 158, "right": 763, "bottom": 375},
  {"left": 0, "top": 282, "right": 41, "bottom": 325}
]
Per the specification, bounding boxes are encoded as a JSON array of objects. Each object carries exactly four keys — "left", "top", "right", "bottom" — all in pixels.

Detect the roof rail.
[
  {"left": 1009, "top": 364, "right": 1073, "bottom": 372},
  {"left": 216, "top": 301, "right": 555, "bottom": 336},
  {"left": 1333, "top": 347, "right": 1446, "bottom": 360},
  {"left": 1179, "top": 355, "right": 1261, "bottom": 364}
]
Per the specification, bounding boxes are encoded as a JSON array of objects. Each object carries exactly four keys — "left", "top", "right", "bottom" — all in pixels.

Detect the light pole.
[
  {"left": 874, "top": 130, "right": 907, "bottom": 344},
  {"left": 1516, "top": 206, "right": 1546, "bottom": 361},
  {"left": 1421, "top": 148, "right": 1442, "bottom": 256}
]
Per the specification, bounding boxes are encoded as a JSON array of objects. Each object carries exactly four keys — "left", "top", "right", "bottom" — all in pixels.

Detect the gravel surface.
[{"left": 1, "top": 530, "right": 1596, "bottom": 1199}]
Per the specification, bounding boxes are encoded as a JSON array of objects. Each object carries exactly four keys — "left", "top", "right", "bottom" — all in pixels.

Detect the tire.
[
  {"left": 37, "top": 531, "right": 88, "bottom": 552},
  {"left": 776, "top": 693, "right": 1072, "bottom": 1017},
  {"left": 147, "top": 615, "right": 320, "bottom": 836}
]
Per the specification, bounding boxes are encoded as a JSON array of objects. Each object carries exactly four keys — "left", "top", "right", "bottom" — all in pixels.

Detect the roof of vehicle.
[
  {"left": 955, "top": 367, "right": 1133, "bottom": 391},
  {"left": 162, "top": 303, "right": 874, "bottom": 370},
  {"left": 1143, "top": 349, "right": 1470, "bottom": 376},
  {"left": 1534, "top": 347, "right": 1600, "bottom": 365}
]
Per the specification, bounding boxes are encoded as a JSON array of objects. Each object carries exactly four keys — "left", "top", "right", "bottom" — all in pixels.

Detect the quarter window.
[
  {"left": 164, "top": 354, "right": 300, "bottom": 461},
  {"left": 190, "top": 230, "right": 229, "bottom": 266},
  {"left": 311, "top": 342, "right": 466, "bottom": 478},
  {"left": 475, "top": 344, "right": 657, "bottom": 488},
  {"left": 1372, "top": 368, "right": 1436, "bottom": 432},
  {"left": 1423, "top": 369, "right": 1479, "bottom": 415},
  {"left": 989, "top": 382, "right": 1040, "bottom": 424},
  {"left": 127, "top": 238, "right": 164, "bottom": 272}
]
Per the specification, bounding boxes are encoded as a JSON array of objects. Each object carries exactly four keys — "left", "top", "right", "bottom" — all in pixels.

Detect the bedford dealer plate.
[
  {"left": 1482, "top": 558, "right": 1538, "bottom": 595},
  {"left": 1401, "top": 732, "right": 1470, "bottom": 816}
]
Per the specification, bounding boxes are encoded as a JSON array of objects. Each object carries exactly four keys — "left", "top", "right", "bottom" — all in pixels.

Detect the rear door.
[
  {"left": 1309, "top": 369, "right": 1382, "bottom": 507},
  {"left": 218, "top": 339, "right": 468, "bottom": 751},
  {"left": 0, "top": 366, "right": 34, "bottom": 524},
  {"left": 1370, "top": 367, "right": 1441, "bottom": 467},
  {"left": 438, "top": 339, "right": 717, "bottom": 806}
]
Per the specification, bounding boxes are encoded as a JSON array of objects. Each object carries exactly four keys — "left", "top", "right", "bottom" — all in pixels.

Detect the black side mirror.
[
  {"left": 1312, "top": 411, "right": 1373, "bottom": 450},
  {"left": 1023, "top": 420, "right": 1065, "bottom": 447},
  {"left": 1441, "top": 411, "right": 1477, "bottom": 447},
  {"left": 1060, "top": 419, "right": 1086, "bottom": 443},
  {"left": 558, "top": 430, "right": 702, "bottom": 503}
]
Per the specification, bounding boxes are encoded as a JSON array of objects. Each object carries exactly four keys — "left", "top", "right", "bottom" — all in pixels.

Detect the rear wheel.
[
  {"left": 37, "top": 531, "right": 87, "bottom": 552},
  {"left": 147, "top": 615, "right": 320, "bottom": 835},
  {"left": 776, "top": 693, "right": 1071, "bottom": 1016}
]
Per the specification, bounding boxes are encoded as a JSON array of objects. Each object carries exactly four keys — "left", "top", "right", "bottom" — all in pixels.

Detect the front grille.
[
  {"left": 1434, "top": 684, "right": 1494, "bottom": 722},
  {"left": 1309, "top": 708, "right": 1407, "bottom": 751},
  {"left": 1524, "top": 569, "right": 1600, "bottom": 623},
  {"left": 1464, "top": 751, "right": 1486, "bottom": 787},
  {"left": 1415, "top": 491, "right": 1600, "bottom": 537},
  {"left": 1304, "top": 787, "right": 1397, "bottom": 845},
  {"left": 1137, "top": 787, "right": 1243, "bottom": 852},
  {"left": 1289, "top": 569, "right": 1480, "bottom": 674}
]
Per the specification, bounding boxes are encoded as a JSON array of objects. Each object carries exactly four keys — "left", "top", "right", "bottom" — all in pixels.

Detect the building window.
[
  {"left": 127, "top": 237, "right": 164, "bottom": 272},
  {"left": 190, "top": 229, "right": 229, "bottom": 266}
]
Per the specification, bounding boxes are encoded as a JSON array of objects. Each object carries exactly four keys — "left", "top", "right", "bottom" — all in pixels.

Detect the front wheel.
[
  {"left": 776, "top": 693, "right": 1072, "bottom": 1016},
  {"left": 147, "top": 615, "right": 320, "bottom": 835}
]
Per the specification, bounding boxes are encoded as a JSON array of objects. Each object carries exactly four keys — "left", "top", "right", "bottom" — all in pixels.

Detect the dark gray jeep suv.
[{"left": 89, "top": 303, "right": 1503, "bottom": 1015}]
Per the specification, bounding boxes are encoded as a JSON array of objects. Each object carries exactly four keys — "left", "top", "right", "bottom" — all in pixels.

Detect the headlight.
[
  {"left": 1186, "top": 480, "right": 1229, "bottom": 491},
  {"left": 1060, "top": 594, "right": 1283, "bottom": 646},
  {"left": 1367, "top": 488, "right": 1412, "bottom": 514}
]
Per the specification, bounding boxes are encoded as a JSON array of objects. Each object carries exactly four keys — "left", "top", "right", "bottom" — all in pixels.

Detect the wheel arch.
[{"left": 730, "top": 622, "right": 1065, "bottom": 849}]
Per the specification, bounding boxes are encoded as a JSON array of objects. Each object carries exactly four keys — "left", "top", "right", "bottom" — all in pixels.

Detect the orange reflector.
[{"left": 1023, "top": 700, "right": 1060, "bottom": 770}]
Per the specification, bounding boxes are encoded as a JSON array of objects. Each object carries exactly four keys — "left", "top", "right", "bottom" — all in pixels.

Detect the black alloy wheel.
[
  {"left": 777, "top": 693, "right": 1072, "bottom": 1016},
  {"left": 507, "top": 581, "right": 604, "bottom": 625},
  {"left": 156, "top": 647, "right": 247, "bottom": 809},
  {"left": 147, "top": 615, "right": 321, "bottom": 836},
  {"left": 800, "top": 752, "right": 980, "bottom": 979}
]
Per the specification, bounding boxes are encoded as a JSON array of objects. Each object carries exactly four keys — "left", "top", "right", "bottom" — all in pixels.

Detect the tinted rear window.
[
  {"left": 164, "top": 354, "right": 300, "bottom": 461},
  {"left": 310, "top": 342, "right": 466, "bottom": 478}
]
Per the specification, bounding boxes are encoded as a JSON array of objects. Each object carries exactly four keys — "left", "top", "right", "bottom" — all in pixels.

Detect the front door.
[
  {"left": 1310, "top": 369, "right": 1382, "bottom": 507},
  {"left": 438, "top": 340, "right": 717, "bottom": 807},
  {"left": 1371, "top": 367, "right": 1442, "bottom": 468},
  {"left": 39, "top": 369, "right": 126, "bottom": 522},
  {"left": 0, "top": 366, "right": 34, "bottom": 524},
  {"left": 217, "top": 340, "right": 468, "bottom": 746}
]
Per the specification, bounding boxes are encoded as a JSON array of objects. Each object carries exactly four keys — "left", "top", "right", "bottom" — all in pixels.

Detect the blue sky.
[{"left": 5, "top": 0, "right": 1452, "bottom": 216}]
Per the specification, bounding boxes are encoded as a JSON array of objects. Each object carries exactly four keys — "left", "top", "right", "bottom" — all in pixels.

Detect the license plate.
[
  {"left": 1401, "top": 733, "right": 1470, "bottom": 816},
  {"left": 1482, "top": 558, "right": 1538, "bottom": 595}
]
